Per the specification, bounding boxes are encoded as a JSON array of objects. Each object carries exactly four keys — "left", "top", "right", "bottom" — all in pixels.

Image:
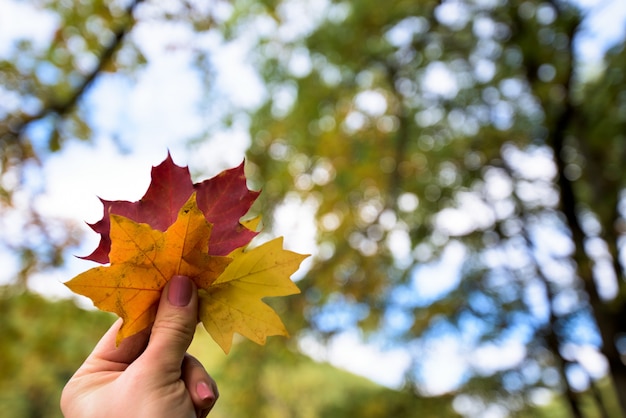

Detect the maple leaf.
[
  {"left": 66, "top": 194, "right": 232, "bottom": 344},
  {"left": 199, "top": 237, "right": 306, "bottom": 354},
  {"left": 83, "top": 153, "right": 260, "bottom": 263},
  {"left": 67, "top": 155, "right": 308, "bottom": 351}
]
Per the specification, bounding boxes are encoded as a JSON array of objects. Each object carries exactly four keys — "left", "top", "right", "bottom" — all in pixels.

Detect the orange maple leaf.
[{"left": 65, "top": 194, "right": 232, "bottom": 345}]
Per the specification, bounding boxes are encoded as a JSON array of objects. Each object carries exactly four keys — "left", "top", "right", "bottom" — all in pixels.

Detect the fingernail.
[
  {"left": 169, "top": 275, "right": 192, "bottom": 307},
  {"left": 196, "top": 381, "right": 215, "bottom": 401}
]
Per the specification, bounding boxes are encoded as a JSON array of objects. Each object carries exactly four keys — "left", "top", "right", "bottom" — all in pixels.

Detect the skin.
[{"left": 61, "top": 275, "right": 218, "bottom": 418}]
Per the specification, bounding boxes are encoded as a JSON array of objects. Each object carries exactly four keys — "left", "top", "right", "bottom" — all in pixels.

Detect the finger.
[
  {"left": 80, "top": 318, "right": 151, "bottom": 372},
  {"left": 138, "top": 275, "right": 198, "bottom": 375},
  {"left": 181, "top": 354, "right": 218, "bottom": 417}
]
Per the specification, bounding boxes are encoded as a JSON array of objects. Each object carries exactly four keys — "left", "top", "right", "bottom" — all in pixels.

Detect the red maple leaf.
[{"left": 83, "top": 153, "right": 260, "bottom": 263}]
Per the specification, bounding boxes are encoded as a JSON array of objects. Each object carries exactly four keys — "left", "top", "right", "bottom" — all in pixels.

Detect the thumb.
[{"left": 139, "top": 275, "right": 198, "bottom": 374}]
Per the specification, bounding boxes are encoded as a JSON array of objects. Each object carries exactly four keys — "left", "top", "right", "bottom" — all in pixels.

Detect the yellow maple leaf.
[
  {"left": 65, "top": 194, "right": 232, "bottom": 345},
  {"left": 199, "top": 237, "right": 307, "bottom": 354}
]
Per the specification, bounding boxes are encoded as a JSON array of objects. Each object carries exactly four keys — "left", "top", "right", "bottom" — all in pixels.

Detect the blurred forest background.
[{"left": 2, "top": 0, "right": 626, "bottom": 417}]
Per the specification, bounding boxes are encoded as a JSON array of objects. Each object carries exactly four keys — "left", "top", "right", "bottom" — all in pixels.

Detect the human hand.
[{"left": 61, "top": 275, "right": 218, "bottom": 418}]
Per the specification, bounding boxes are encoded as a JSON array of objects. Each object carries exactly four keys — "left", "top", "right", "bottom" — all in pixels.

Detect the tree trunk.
[{"left": 552, "top": 120, "right": 626, "bottom": 417}]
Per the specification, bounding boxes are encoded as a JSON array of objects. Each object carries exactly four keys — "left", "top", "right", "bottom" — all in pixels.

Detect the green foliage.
[
  {"left": 189, "top": 327, "right": 459, "bottom": 418},
  {"left": 0, "top": 292, "right": 459, "bottom": 418},
  {"left": 0, "top": 289, "right": 112, "bottom": 418},
  {"left": 0, "top": 289, "right": 613, "bottom": 418},
  {"left": 517, "top": 377, "right": 623, "bottom": 418}
]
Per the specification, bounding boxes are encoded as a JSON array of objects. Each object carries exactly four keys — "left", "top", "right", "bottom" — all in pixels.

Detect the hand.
[{"left": 61, "top": 275, "right": 218, "bottom": 418}]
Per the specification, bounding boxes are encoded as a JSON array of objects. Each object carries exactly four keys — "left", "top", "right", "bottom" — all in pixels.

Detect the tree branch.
[{"left": 1, "top": 0, "right": 145, "bottom": 140}]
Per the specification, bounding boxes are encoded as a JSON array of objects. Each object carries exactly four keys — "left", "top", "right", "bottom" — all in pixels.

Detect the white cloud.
[
  {"left": 417, "top": 335, "right": 467, "bottom": 395},
  {"left": 470, "top": 340, "right": 527, "bottom": 375},
  {"left": 0, "top": 0, "right": 59, "bottom": 58},
  {"left": 299, "top": 331, "right": 412, "bottom": 389},
  {"left": 412, "top": 240, "right": 466, "bottom": 303}
]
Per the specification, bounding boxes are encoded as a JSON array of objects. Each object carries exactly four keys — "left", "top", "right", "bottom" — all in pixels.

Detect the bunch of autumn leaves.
[{"left": 65, "top": 155, "right": 307, "bottom": 354}]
